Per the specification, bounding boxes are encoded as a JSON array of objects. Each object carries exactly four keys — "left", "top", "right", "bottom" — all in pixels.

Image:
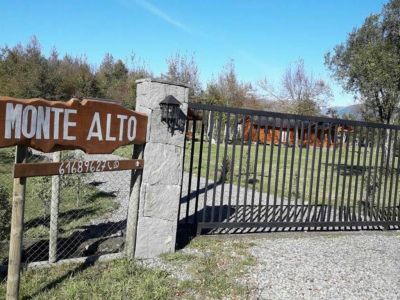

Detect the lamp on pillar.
[{"left": 160, "top": 95, "right": 182, "bottom": 129}]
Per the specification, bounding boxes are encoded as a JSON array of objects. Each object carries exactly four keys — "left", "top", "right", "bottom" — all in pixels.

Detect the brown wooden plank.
[
  {"left": 0, "top": 97, "right": 148, "bottom": 154},
  {"left": 13, "top": 159, "right": 144, "bottom": 178}
]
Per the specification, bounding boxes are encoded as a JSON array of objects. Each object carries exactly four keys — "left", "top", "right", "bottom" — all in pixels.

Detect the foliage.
[
  {"left": 219, "top": 155, "right": 231, "bottom": 183},
  {"left": 325, "top": 0, "right": 400, "bottom": 125},
  {"left": 259, "top": 59, "right": 332, "bottom": 116},
  {"left": 205, "top": 60, "right": 261, "bottom": 109},
  {"left": 342, "top": 112, "right": 357, "bottom": 120},
  {"left": 0, "top": 37, "right": 152, "bottom": 109},
  {"left": 0, "top": 37, "right": 331, "bottom": 114},
  {"left": 0, "top": 186, "right": 11, "bottom": 240},
  {"left": 0, "top": 36, "right": 50, "bottom": 99},
  {"left": 96, "top": 54, "right": 151, "bottom": 109},
  {"left": 162, "top": 52, "right": 202, "bottom": 97},
  {"left": 326, "top": 107, "right": 339, "bottom": 118},
  {"left": 30, "top": 176, "right": 52, "bottom": 218}
]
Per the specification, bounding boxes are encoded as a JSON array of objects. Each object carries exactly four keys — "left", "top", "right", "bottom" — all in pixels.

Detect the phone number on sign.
[{"left": 58, "top": 160, "right": 120, "bottom": 175}]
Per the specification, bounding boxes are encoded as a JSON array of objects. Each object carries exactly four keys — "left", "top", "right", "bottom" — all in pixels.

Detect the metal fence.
[
  {"left": 180, "top": 103, "right": 400, "bottom": 234},
  {"left": 1, "top": 148, "right": 132, "bottom": 282}
]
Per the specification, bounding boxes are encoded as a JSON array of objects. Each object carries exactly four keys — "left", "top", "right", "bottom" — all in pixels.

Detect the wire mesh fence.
[
  {"left": 0, "top": 147, "right": 15, "bottom": 284},
  {"left": 0, "top": 147, "right": 132, "bottom": 282}
]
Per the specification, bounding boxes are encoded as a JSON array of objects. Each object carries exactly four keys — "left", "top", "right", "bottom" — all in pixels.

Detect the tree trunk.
[{"left": 207, "top": 112, "right": 212, "bottom": 141}]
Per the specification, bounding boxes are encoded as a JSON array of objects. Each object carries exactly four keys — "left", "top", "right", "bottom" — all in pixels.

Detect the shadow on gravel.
[
  {"left": 180, "top": 181, "right": 221, "bottom": 204},
  {"left": 23, "top": 208, "right": 98, "bottom": 231},
  {"left": 176, "top": 203, "right": 400, "bottom": 250},
  {"left": 177, "top": 205, "right": 235, "bottom": 249}
]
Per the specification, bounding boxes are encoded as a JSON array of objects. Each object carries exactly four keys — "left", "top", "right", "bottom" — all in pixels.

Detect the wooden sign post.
[
  {"left": 6, "top": 145, "right": 28, "bottom": 300},
  {"left": 49, "top": 151, "right": 61, "bottom": 264},
  {"left": 1, "top": 97, "right": 148, "bottom": 300}
]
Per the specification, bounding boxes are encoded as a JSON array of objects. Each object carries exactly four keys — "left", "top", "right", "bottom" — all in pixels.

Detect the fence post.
[
  {"left": 133, "top": 78, "right": 189, "bottom": 258},
  {"left": 6, "top": 145, "right": 28, "bottom": 300},
  {"left": 49, "top": 151, "right": 61, "bottom": 263},
  {"left": 125, "top": 144, "right": 144, "bottom": 259}
]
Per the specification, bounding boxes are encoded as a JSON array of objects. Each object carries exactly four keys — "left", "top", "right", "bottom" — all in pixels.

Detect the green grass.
[
  {"left": 185, "top": 139, "right": 400, "bottom": 208},
  {"left": 0, "top": 148, "right": 118, "bottom": 262},
  {"left": 112, "top": 145, "right": 132, "bottom": 159},
  {"left": 0, "top": 259, "right": 179, "bottom": 300},
  {"left": 0, "top": 236, "right": 256, "bottom": 299},
  {"left": 161, "top": 236, "right": 256, "bottom": 299},
  {"left": 112, "top": 137, "right": 399, "bottom": 211}
]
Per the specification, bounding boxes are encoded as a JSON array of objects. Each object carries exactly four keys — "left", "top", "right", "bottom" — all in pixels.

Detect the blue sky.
[{"left": 0, "top": 0, "right": 388, "bottom": 106}]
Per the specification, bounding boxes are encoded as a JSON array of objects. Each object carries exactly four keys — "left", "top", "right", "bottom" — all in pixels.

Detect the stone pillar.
[{"left": 134, "top": 78, "right": 189, "bottom": 258}]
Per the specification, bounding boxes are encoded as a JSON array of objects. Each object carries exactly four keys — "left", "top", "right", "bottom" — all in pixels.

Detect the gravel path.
[
  {"left": 248, "top": 231, "right": 400, "bottom": 300},
  {"left": 80, "top": 153, "right": 131, "bottom": 225},
  {"left": 180, "top": 173, "right": 286, "bottom": 222}
]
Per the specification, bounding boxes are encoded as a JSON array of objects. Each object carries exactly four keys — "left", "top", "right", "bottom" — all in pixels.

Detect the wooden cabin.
[
  {"left": 242, "top": 116, "right": 353, "bottom": 148},
  {"left": 185, "top": 108, "right": 203, "bottom": 141}
]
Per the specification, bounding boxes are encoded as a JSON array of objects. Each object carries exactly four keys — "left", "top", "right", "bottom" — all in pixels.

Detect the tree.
[
  {"left": 325, "top": 0, "right": 400, "bottom": 204},
  {"left": 0, "top": 37, "right": 101, "bottom": 100},
  {"left": 54, "top": 54, "right": 99, "bottom": 100},
  {"left": 282, "top": 60, "right": 332, "bottom": 116},
  {"left": 125, "top": 54, "right": 153, "bottom": 109},
  {"left": 205, "top": 60, "right": 255, "bottom": 107},
  {"left": 0, "top": 36, "right": 50, "bottom": 98},
  {"left": 326, "top": 107, "right": 339, "bottom": 118},
  {"left": 325, "top": 0, "right": 400, "bottom": 125},
  {"left": 163, "top": 53, "right": 202, "bottom": 97},
  {"left": 96, "top": 53, "right": 152, "bottom": 108},
  {"left": 342, "top": 112, "right": 357, "bottom": 120},
  {"left": 258, "top": 60, "right": 332, "bottom": 116},
  {"left": 96, "top": 54, "right": 128, "bottom": 100}
]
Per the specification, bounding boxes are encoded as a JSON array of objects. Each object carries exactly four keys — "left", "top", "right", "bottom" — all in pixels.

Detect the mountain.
[
  {"left": 335, "top": 104, "right": 362, "bottom": 117},
  {"left": 323, "top": 104, "right": 362, "bottom": 120}
]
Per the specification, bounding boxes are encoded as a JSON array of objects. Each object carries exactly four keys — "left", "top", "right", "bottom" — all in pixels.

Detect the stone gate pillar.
[{"left": 134, "top": 78, "right": 189, "bottom": 258}]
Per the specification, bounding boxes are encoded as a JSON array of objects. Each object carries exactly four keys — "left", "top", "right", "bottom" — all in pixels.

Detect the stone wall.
[{"left": 134, "top": 78, "right": 189, "bottom": 258}]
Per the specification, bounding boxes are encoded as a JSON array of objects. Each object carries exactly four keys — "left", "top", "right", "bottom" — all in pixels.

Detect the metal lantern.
[{"left": 160, "top": 95, "right": 182, "bottom": 126}]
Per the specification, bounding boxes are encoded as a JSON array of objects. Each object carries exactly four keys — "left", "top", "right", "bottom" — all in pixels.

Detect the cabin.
[
  {"left": 185, "top": 108, "right": 203, "bottom": 141},
  {"left": 242, "top": 116, "right": 353, "bottom": 148}
]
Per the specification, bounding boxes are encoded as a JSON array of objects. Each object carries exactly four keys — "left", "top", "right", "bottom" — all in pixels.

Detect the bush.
[{"left": 219, "top": 156, "right": 231, "bottom": 183}]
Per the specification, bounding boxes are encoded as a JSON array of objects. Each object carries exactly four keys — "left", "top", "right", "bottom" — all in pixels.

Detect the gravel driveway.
[
  {"left": 248, "top": 231, "right": 400, "bottom": 300},
  {"left": 81, "top": 153, "right": 131, "bottom": 225}
]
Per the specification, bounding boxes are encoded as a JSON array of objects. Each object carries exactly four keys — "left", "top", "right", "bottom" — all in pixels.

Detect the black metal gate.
[{"left": 179, "top": 103, "right": 400, "bottom": 234}]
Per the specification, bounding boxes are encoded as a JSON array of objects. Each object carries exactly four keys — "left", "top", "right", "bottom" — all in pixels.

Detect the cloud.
[{"left": 135, "top": 0, "right": 191, "bottom": 34}]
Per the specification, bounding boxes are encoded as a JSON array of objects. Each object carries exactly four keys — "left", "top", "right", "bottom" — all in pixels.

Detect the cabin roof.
[
  {"left": 251, "top": 117, "right": 297, "bottom": 128},
  {"left": 187, "top": 108, "right": 203, "bottom": 120},
  {"left": 245, "top": 116, "right": 353, "bottom": 131}
]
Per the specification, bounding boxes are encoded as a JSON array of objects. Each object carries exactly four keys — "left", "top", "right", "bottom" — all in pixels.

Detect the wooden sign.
[
  {"left": 13, "top": 159, "right": 144, "bottom": 178},
  {"left": 0, "top": 97, "right": 148, "bottom": 154}
]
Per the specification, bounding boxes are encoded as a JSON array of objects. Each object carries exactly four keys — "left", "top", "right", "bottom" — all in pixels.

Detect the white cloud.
[{"left": 134, "top": 0, "right": 191, "bottom": 34}]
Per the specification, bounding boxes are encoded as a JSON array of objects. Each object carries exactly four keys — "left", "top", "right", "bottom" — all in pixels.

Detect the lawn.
[
  {"left": 112, "top": 136, "right": 400, "bottom": 212},
  {"left": 0, "top": 236, "right": 256, "bottom": 299},
  {"left": 184, "top": 138, "right": 400, "bottom": 211}
]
